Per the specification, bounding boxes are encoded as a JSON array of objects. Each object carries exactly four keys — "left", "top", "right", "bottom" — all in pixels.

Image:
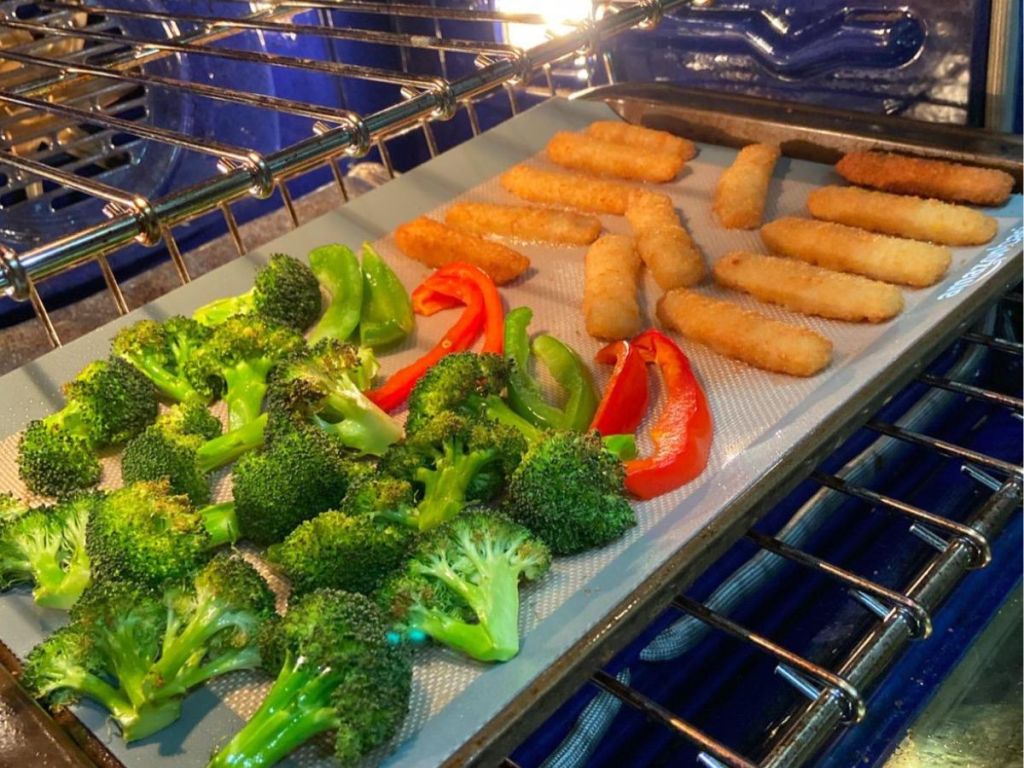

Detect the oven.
[{"left": 0, "top": 3, "right": 1020, "bottom": 768}]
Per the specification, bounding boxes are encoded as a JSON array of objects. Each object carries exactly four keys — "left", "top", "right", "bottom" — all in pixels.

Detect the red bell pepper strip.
[
  {"left": 432, "top": 262, "right": 504, "bottom": 354},
  {"left": 590, "top": 340, "right": 650, "bottom": 436},
  {"left": 412, "top": 276, "right": 471, "bottom": 316},
  {"left": 624, "top": 330, "right": 713, "bottom": 500},
  {"left": 367, "top": 280, "right": 485, "bottom": 412}
]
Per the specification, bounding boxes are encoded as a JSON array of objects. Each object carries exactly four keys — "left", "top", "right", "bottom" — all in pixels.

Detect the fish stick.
[
  {"left": 760, "top": 217, "right": 951, "bottom": 288},
  {"left": 657, "top": 289, "right": 832, "bottom": 377},
  {"left": 713, "top": 251, "right": 903, "bottom": 323},
  {"left": 713, "top": 143, "right": 781, "bottom": 229},
  {"left": 444, "top": 201, "right": 601, "bottom": 246},
  {"left": 500, "top": 165, "right": 637, "bottom": 215},
  {"left": 546, "top": 131, "right": 684, "bottom": 183},
  {"left": 393, "top": 216, "right": 529, "bottom": 285},
  {"left": 806, "top": 186, "right": 997, "bottom": 246},
  {"left": 584, "top": 234, "right": 642, "bottom": 340},
  {"left": 586, "top": 120, "right": 697, "bottom": 162},
  {"left": 626, "top": 191, "right": 705, "bottom": 289},
  {"left": 836, "top": 151, "right": 1015, "bottom": 207}
]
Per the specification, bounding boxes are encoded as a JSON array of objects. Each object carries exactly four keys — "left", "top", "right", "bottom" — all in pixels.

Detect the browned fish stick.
[
  {"left": 584, "top": 234, "right": 642, "bottom": 340},
  {"left": 625, "top": 191, "right": 705, "bottom": 289},
  {"left": 713, "top": 251, "right": 904, "bottom": 323},
  {"left": 393, "top": 216, "right": 529, "bottom": 285},
  {"left": 546, "top": 131, "right": 684, "bottom": 183},
  {"left": 657, "top": 288, "right": 832, "bottom": 377},
  {"left": 585, "top": 120, "right": 697, "bottom": 162},
  {"left": 444, "top": 202, "right": 601, "bottom": 246},
  {"left": 713, "top": 143, "right": 781, "bottom": 229},
  {"left": 500, "top": 165, "right": 637, "bottom": 215}
]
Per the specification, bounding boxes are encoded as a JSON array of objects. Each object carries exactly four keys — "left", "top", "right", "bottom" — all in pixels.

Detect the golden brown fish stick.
[
  {"left": 658, "top": 289, "right": 832, "bottom": 377},
  {"left": 713, "top": 251, "right": 903, "bottom": 323},
  {"left": 500, "top": 165, "right": 637, "bottom": 215},
  {"left": 546, "top": 131, "right": 684, "bottom": 183},
  {"left": 393, "top": 216, "right": 529, "bottom": 285},
  {"left": 584, "top": 234, "right": 642, "bottom": 340},
  {"left": 586, "top": 120, "right": 697, "bottom": 162},
  {"left": 444, "top": 202, "right": 601, "bottom": 246},
  {"left": 713, "top": 143, "right": 781, "bottom": 229},
  {"left": 836, "top": 151, "right": 1014, "bottom": 207},
  {"left": 626, "top": 191, "right": 705, "bottom": 289},
  {"left": 760, "top": 218, "right": 951, "bottom": 288},
  {"left": 806, "top": 186, "right": 997, "bottom": 246}
]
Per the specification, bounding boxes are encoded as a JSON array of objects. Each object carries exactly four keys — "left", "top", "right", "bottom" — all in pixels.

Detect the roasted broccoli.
[
  {"left": 404, "top": 351, "right": 509, "bottom": 434},
  {"left": 338, "top": 474, "right": 416, "bottom": 518},
  {"left": 381, "top": 411, "right": 526, "bottom": 531},
  {"left": 0, "top": 493, "right": 97, "bottom": 609},
  {"left": 18, "top": 357, "right": 159, "bottom": 497},
  {"left": 112, "top": 316, "right": 213, "bottom": 403},
  {"left": 265, "top": 339, "right": 399, "bottom": 456},
  {"left": 23, "top": 556, "right": 274, "bottom": 742},
  {"left": 192, "top": 253, "right": 321, "bottom": 332},
  {"left": 266, "top": 509, "right": 413, "bottom": 595},
  {"left": 378, "top": 509, "right": 550, "bottom": 662},
  {"left": 209, "top": 589, "right": 411, "bottom": 768},
  {"left": 121, "top": 401, "right": 265, "bottom": 505},
  {"left": 503, "top": 430, "right": 636, "bottom": 555},
  {"left": 86, "top": 480, "right": 238, "bottom": 587},
  {"left": 184, "top": 316, "right": 304, "bottom": 430},
  {"left": 232, "top": 427, "right": 354, "bottom": 546}
]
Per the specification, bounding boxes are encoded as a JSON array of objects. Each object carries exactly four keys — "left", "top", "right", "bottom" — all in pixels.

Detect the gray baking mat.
[{"left": 0, "top": 96, "right": 1021, "bottom": 768}]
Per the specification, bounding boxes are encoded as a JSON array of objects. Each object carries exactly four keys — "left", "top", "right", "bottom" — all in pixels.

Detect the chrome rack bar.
[
  {"left": 670, "top": 595, "right": 868, "bottom": 724},
  {"left": 744, "top": 529, "right": 932, "bottom": 639},
  {"left": 918, "top": 372, "right": 1024, "bottom": 411},
  {"left": 211, "top": 0, "right": 553, "bottom": 24},
  {"left": 866, "top": 420, "right": 1023, "bottom": 479},
  {"left": 960, "top": 330, "right": 1023, "bottom": 355},
  {"left": 0, "top": 0, "right": 689, "bottom": 300},
  {"left": 591, "top": 670, "right": 758, "bottom": 768}
]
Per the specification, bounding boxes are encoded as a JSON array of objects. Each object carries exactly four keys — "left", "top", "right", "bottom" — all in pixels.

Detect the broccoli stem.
[
  {"left": 199, "top": 502, "right": 240, "bottom": 548},
  {"left": 193, "top": 293, "right": 254, "bottom": 327},
  {"left": 195, "top": 414, "right": 268, "bottom": 473},
  {"left": 475, "top": 395, "right": 541, "bottom": 443},
  {"left": 223, "top": 363, "right": 275, "bottom": 430},
  {"left": 209, "top": 652, "right": 342, "bottom": 768},
  {"left": 313, "top": 383, "right": 402, "bottom": 456},
  {"left": 414, "top": 448, "right": 494, "bottom": 531},
  {"left": 32, "top": 555, "right": 91, "bottom": 611},
  {"left": 60, "top": 667, "right": 137, "bottom": 725},
  {"left": 43, "top": 399, "right": 92, "bottom": 440},
  {"left": 127, "top": 359, "right": 196, "bottom": 403},
  {"left": 118, "top": 697, "right": 184, "bottom": 743}
]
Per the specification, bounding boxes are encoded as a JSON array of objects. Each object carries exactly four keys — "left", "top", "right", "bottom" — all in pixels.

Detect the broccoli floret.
[
  {"left": 503, "top": 431, "right": 636, "bottom": 555},
  {"left": 383, "top": 412, "right": 526, "bottom": 531},
  {"left": 0, "top": 494, "right": 97, "bottom": 609},
  {"left": 193, "top": 253, "right": 321, "bottom": 332},
  {"left": 267, "top": 510, "right": 413, "bottom": 596},
  {"left": 24, "top": 557, "right": 273, "bottom": 743},
  {"left": 121, "top": 402, "right": 265, "bottom": 505},
  {"left": 210, "top": 589, "right": 411, "bottom": 768},
  {"left": 86, "top": 480, "right": 238, "bottom": 587},
  {"left": 266, "top": 339, "right": 398, "bottom": 457},
  {"left": 232, "top": 428, "right": 354, "bottom": 546},
  {"left": 378, "top": 509, "right": 550, "bottom": 662},
  {"left": 338, "top": 474, "right": 416, "bottom": 518},
  {"left": 112, "top": 316, "right": 213, "bottom": 403},
  {"left": 405, "top": 352, "right": 508, "bottom": 433},
  {"left": 17, "top": 357, "right": 159, "bottom": 497},
  {"left": 184, "top": 317, "right": 305, "bottom": 431}
]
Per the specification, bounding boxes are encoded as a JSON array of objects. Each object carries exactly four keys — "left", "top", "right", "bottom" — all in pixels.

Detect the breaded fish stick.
[
  {"left": 393, "top": 216, "right": 529, "bottom": 285},
  {"left": 760, "top": 217, "right": 951, "bottom": 288},
  {"left": 658, "top": 289, "right": 832, "bottom": 377},
  {"left": 586, "top": 120, "right": 697, "bottom": 162},
  {"left": 807, "top": 186, "right": 997, "bottom": 246},
  {"left": 836, "top": 151, "right": 1014, "bottom": 207},
  {"left": 626, "top": 191, "right": 705, "bottom": 289},
  {"left": 584, "top": 234, "right": 642, "bottom": 340},
  {"left": 713, "top": 143, "right": 781, "bottom": 229},
  {"left": 500, "top": 165, "right": 637, "bottom": 215},
  {"left": 713, "top": 251, "right": 903, "bottom": 323},
  {"left": 546, "top": 131, "right": 683, "bottom": 183},
  {"left": 444, "top": 201, "right": 601, "bottom": 246}
]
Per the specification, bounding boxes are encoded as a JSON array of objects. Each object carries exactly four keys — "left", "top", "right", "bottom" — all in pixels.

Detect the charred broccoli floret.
[
  {"left": 378, "top": 509, "right": 550, "bottom": 662},
  {"left": 112, "top": 316, "right": 213, "bottom": 403},
  {"left": 503, "top": 430, "right": 636, "bottom": 555},
  {"left": 209, "top": 589, "right": 411, "bottom": 768},
  {"left": 338, "top": 474, "right": 416, "bottom": 518},
  {"left": 404, "top": 351, "right": 509, "bottom": 433},
  {"left": 193, "top": 253, "right": 321, "bottom": 332}
]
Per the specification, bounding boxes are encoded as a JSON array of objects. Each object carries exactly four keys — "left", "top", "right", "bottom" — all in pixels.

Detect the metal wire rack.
[
  {"left": 504, "top": 298, "right": 1022, "bottom": 768},
  {"left": 0, "top": 0, "right": 683, "bottom": 348}
]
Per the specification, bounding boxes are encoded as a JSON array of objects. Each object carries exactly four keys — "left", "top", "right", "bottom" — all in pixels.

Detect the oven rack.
[
  {"left": 500, "top": 297, "right": 1022, "bottom": 768},
  {"left": 0, "top": 0, "right": 678, "bottom": 347}
]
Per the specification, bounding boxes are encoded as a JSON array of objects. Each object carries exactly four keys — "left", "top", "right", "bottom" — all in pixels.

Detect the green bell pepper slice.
[
  {"left": 307, "top": 244, "right": 363, "bottom": 344},
  {"left": 359, "top": 243, "right": 414, "bottom": 349}
]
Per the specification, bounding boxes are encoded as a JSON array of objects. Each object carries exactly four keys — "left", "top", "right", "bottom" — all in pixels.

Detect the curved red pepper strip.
[
  {"left": 367, "top": 280, "right": 485, "bottom": 412},
  {"left": 624, "top": 330, "right": 713, "bottom": 500},
  {"left": 589, "top": 340, "right": 650, "bottom": 436},
  {"left": 432, "top": 262, "right": 504, "bottom": 354},
  {"left": 412, "top": 276, "right": 472, "bottom": 316}
]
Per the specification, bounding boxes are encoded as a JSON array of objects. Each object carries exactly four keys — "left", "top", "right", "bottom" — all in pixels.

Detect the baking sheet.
[{"left": 0, "top": 97, "right": 1021, "bottom": 768}]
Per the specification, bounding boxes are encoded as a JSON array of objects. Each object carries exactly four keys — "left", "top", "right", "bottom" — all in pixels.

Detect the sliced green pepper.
[
  {"left": 359, "top": 243, "right": 414, "bottom": 349},
  {"left": 532, "top": 334, "right": 599, "bottom": 432},
  {"left": 307, "top": 244, "right": 363, "bottom": 344}
]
